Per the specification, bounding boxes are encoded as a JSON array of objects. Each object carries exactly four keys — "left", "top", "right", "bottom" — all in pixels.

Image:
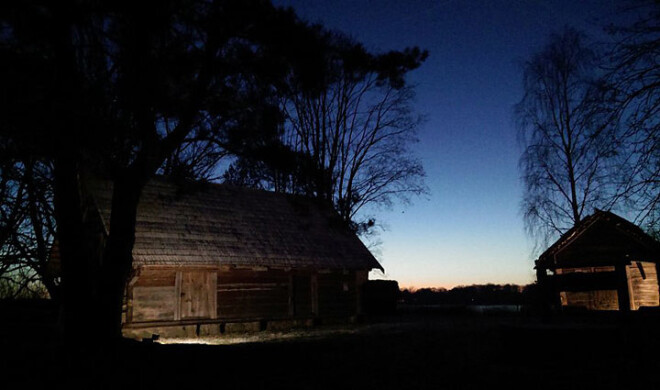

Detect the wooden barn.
[
  {"left": 86, "top": 178, "right": 383, "bottom": 337},
  {"left": 535, "top": 210, "right": 660, "bottom": 311}
]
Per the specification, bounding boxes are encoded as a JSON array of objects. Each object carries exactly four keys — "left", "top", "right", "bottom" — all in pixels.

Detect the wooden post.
[
  {"left": 615, "top": 263, "right": 631, "bottom": 312},
  {"left": 626, "top": 265, "right": 637, "bottom": 311},
  {"left": 311, "top": 273, "right": 318, "bottom": 316},
  {"left": 288, "top": 273, "right": 294, "bottom": 317},
  {"left": 174, "top": 271, "right": 182, "bottom": 320},
  {"left": 125, "top": 273, "right": 140, "bottom": 324},
  {"left": 656, "top": 262, "right": 660, "bottom": 304},
  {"left": 208, "top": 271, "right": 217, "bottom": 319}
]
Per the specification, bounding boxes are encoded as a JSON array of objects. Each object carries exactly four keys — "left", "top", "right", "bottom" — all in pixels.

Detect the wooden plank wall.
[
  {"left": 557, "top": 266, "right": 620, "bottom": 310},
  {"left": 131, "top": 269, "right": 177, "bottom": 322},
  {"left": 181, "top": 271, "right": 217, "bottom": 319},
  {"left": 127, "top": 267, "right": 363, "bottom": 325},
  {"left": 627, "top": 261, "right": 660, "bottom": 310},
  {"left": 216, "top": 269, "right": 359, "bottom": 320},
  {"left": 556, "top": 266, "right": 615, "bottom": 275},
  {"left": 563, "top": 290, "right": 619, "bottom": 310},
  {"left": 556, "top": 264, "right": 660, "bottom": 310},
  {"left": 130, "top": 269, "right": 217, "bottom": 323},
  {"left": 217, "top": 269, "right": 290, "bottom": 320}
]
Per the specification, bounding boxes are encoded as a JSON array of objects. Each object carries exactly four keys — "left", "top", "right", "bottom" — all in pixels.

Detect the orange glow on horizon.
[
  {"left": 389, "top": 279, "right": 534, "bottom": 291},
  {"left": 399, "top": 284, "right": 456, "bottom": 291}
]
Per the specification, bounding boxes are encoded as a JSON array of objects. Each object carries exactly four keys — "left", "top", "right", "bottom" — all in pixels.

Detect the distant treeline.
[{"left": 400, "top": 284, "right": 537, "bottom": 306}]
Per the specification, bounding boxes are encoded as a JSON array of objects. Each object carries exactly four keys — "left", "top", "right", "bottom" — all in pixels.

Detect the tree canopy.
[
  {"left": 224, "top": 32, "right": 428, "bottom": 233},
  {"left": 516, "top": 28, "right": 617, "bottom": 248},
  {"left": 603, "top": 3, "right": 660, "bottom": 235},
  {"left": 0, "top": 0, "right": 349, "bottom": 341},
  {"left": 518, "top": 3, "right": 660, "bottom": 248},
  {"left": 0, "top": 0, "right": 428, "bottom": 346}
]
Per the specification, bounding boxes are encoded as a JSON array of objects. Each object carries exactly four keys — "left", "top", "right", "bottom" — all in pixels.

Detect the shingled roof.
[
  {"left": 536, "top": 209, "right": 660, "bottom": 270},
  {"left": 88, "top": 177, "right": 383, "bottom": 271}
]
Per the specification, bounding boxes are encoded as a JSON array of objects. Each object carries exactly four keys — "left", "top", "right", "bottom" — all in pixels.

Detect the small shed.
[
  {"left": 535, "top": 210, "right": 660, "bottom": 311},
  {"left": 87, "top": 177, "right": 383, "bottom": 337}
]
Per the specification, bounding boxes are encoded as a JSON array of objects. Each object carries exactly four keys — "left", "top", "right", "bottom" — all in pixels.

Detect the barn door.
[{"left": 178, "top": 271, "right": 217, "bottom": 320}]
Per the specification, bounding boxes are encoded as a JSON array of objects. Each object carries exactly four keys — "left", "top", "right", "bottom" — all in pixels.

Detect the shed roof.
[
  {"left": 536, "top": 209, "right": 660, "bottom": 270},
  {"left": 88, "top": 177, "right": 383, "bottom": 271}
]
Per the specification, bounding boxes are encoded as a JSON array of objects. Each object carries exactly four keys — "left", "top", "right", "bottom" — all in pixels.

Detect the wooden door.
[{"left": 179, "top": 271, "right": 217, "bottom": 320}]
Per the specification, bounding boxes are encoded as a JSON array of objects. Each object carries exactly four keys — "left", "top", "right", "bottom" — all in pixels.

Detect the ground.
[{"left": 2, "top": 305, "right": 660, "bottom": 389}]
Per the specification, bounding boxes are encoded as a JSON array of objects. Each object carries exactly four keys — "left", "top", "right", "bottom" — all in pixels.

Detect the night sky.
[{"left": 275, "top": 0, "right": 625, "bottom": 288}]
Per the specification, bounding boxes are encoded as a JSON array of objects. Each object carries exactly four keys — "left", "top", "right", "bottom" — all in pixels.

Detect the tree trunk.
[
  {"left": 53, "top": 157, "right": 99, "bottom": 344},
  {"left": 97, "top": 172, "right": 146, "bottom": 342},
  {"left": 53, "top": 164, "right": 150, "bottom": 353}
]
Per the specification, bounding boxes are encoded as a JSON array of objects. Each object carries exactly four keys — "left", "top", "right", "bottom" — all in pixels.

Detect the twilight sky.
[{"left": 274, "top": 0, "right": 625, "bottom": 289}]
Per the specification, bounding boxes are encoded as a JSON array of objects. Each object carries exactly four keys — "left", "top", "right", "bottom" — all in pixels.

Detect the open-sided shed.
[
  {"left": 535, "top": 210, "right": 660, "bottom": 311},
  {"left": 85, "top": 177, "right": 383, "bottom": 336}
]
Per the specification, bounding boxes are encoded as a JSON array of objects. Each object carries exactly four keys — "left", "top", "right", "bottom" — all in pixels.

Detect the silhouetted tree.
[
  {"left": 516, "top": 28, "right": 616, "bottom": 249},
  {"left": 0, "top": 0, "right": 342, "bottom": 344},
  {"left": 225, "top": 33, "right": 427, "bottom": 232},
  {"left": 0, "top": 157, "right": 56, "bottom": 299},
  {"left": 603, "top": 3, "right": 660, "bottom": 235},
  {"left": 399, "top": 284, "right": 530, "bottom": 306}
]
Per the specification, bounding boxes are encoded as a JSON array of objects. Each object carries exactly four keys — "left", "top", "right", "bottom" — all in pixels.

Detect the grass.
[{"left": 2, "top": 307, "right": 660, "bottom": 389}]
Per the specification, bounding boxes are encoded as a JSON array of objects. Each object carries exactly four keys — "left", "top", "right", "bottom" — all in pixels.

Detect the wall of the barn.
[
  {"left": 216, "top": 269, "right": 361, "bottom": 320},
  {"left": 129, "top": 269, "right": 177, "bottom": 322},
  {"left": 626, "top": 261, "right": 660, "bottom": 310},
  {"left": 179, "top": 271, "right": 217, "bottom": 320},
  {"left": 555, "top": 263, "right": 660, "bottom": 311},
  {"left": 560, "top": 290, "right": 619, "bottom": 310},
  {"left": 556, "top": 266, "right": 616, "bottom": 275},
  {"left": 125, "top": 267, "right": 367, "bottom": 326},
  {"left": 556, "top": 267, "right": 619, "bottom": 310},
  {"left": 216, "top": 269, "right": 290, "bottom": 320}
]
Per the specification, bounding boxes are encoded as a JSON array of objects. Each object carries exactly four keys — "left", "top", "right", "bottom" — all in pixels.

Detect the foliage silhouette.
[
  {"left": 0, "top": 0, "right": 370, "bottom": 345},
  {"left": 516, "top": 27, "right": 617, "bottom": 251},
  {"left": 224, "top": 33, "right": 428, "bottom": 234}
]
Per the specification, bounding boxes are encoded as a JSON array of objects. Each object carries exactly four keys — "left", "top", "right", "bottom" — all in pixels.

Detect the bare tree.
[
  {"left": 0, "top": 158, "right": 56, "bottom": 299},
  {"left": 284, "top": 77, "right": 426, "bottom": 229},
  {"left": 160, "top": 138, "right": 230, "bottom": 182},
  {"left": 516, "top": 28, "right": 616, "bottom": 248},
  {"left": 603, "top": 3, "right": 660, "bottom": 235},
  {"left": 226, "top": 37, "right": 428, "bottom": 232},
  {"left": 0, "top": 0, "right": 349, "bottom": 345}
]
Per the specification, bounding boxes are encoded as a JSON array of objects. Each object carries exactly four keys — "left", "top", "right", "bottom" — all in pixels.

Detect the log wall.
[
  {"left": 557, "top": 266, "right": 619, "bottom": 310},
  {"left": 555, "top": 263, "right": 660, "bottom": 311},
  {"left": 131, "top": 269, "right": 177, "bottom": 322},
  {"left": 627, "top": 261, "right": 660, "bottom": 310},
  {"left": 125, "top": 267, "right": 365, "bottom": 327},
  {"left": 216, "top": 269, "right": 290, "bottom": 320},
  {"left": 561, "top": 290, "right": 619, "bottom": 310}
]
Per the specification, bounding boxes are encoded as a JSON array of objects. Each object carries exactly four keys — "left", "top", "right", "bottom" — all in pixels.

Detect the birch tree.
[{"left": 516, "top": 28, "right": 616, "bottom": 248}]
